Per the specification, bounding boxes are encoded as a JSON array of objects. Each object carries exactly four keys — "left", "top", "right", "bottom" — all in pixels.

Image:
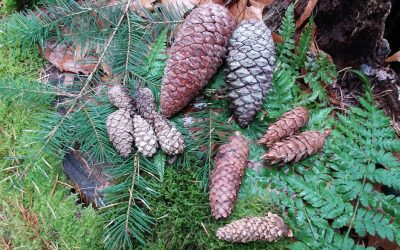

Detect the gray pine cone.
[
  {"left": 106, "top": 109, "right": 135, "bottom": 157},
  {"left": 153, "top": 113, "right": 185, "bottom": 155},
  {"left": 226, "top": 20, "right": 276, "bottom": 127},
  {"left": 132, "top": 115, "right": 158, "bottom": 157}
]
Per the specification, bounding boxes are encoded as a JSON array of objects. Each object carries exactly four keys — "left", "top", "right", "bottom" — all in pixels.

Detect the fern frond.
[
  {"left": 276, "top": 4, "right": 296, "bottom": 65},
  {"left": 294, "top": 18, "right": 313, "bottom": 67},
  {"left": 354, "top": 208, "right": 400, "bottom": 243}
]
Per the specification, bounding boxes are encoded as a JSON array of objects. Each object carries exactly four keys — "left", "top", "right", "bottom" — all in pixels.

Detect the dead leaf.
[
  {"left": 161, "top": 0, "right": 204, "bottom": 12},
  {"left": 129, "top": 0, "right": 157, "bottom": 12},
  {"left": 43, "top": 41, "right": 105, "bottom": 76},
  {"left": 385, "top": 51, "right": 400, "bottom": 63},
  {"left": 229, "top": 0, "right": 273, "bottom": 22},
  {"left": 296, "top": 0, "right": 318, "bottom": 28},
  {"left": 272, "top": 32, "right": 283, "bottom": 43}
]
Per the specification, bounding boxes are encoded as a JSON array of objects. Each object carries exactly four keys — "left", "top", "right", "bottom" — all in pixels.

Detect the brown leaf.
[
  {"left": 229, "top": 0, "right": 273, "bottom": 22},
  {"left": 161, "top": 0, "right": 201, "bottom": 11},
  {"left": 296, "top": 0, "right": 318, "bottom": 28},
  {"left": 272, "top": 32, "right": 283, "bottom": 43},
  {"left": 129, "top": 0, "right": 157, "bottom": 12},
  {"left": 385, "top": 51, "right": 400, "bottom": 63},
  {"left": 43, "top": 41, "right": 111, "bottom": 76}
]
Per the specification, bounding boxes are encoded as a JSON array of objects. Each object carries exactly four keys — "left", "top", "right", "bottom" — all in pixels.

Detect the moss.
[
  {"left": 0, "top": 44, "right": 44, "bottom": 80},
  {"left": 0, "top": 98, "right": 105, "bottom": 249},
  {"left": 143, "top": 168, "right": 290, "bottom": 250},
  {"left": 0, "top": 43, "right": 104, "bottom": 249},
  {"left": 0, "top": 0, "right": 37, "bottom": 14}
]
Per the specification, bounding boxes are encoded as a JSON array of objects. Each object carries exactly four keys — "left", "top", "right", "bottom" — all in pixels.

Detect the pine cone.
[
  {"left": 106, "top": 109, "right": 134, "bottom": 157},
  {"left": 263, "top": 129, "right": 331, "bottom": 164},
  {"left": 108, "top": 84, "right": 135, "bottom": 111},
  {"left": 133, "top": 86, "right": 157, "bottom": 125},
  {"left": 226, "top": 20, "right": 276, "bottom": 127},
  {"left": 216, "top": 212, "right": 293, "bottom": 243},
  {"left": 153, "top": 114, "right": 185, "bottom": 155},
  {"left": 132, "top": 115, "right": 158, "bottom": 157},
  {"left": 209, "top": 132, "right": 249, "bottom": 219},
  {"left": 259, "top": 107, "right": 309, "bottom": 147},
  {"left": 161, "top": 4, "right": 236, "bottom": 117}
]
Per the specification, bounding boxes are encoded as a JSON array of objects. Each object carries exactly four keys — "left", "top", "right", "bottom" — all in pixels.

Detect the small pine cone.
[
  {"left": 209, "top": 132, "right": 249, "bottom": 219},
  {"left": 108, "top": 84, "right": 135, "bottom": 111},
  {"left": 259, "top": 107, "right": 309, "bottom": 147},
  {"left": 216, "top": 212, "right": 293, "bottom": 243},
  {"left": 263, "top": 129, "right": 331, "bottom": 164},
  {"left": 132, "top": 115, "right": 158, "bottom": 157},
  {"left": 226, "top": 20, "right": 276, "bottom": 127},
  {"left": 161, "top": 4, "right": 236, "bottom": 117},
  {"left": 106, "top": 109, "right": 134, "bottom": 157},
  {"left": 133, "top": 86, "right": 157, "bottom": 125},
  {"left": 153, "top": 114, "right": 185, "bottom": 155}
]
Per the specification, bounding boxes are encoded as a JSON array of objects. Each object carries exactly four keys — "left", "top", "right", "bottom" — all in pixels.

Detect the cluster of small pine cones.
[{"left": 106, "top": 84, "right": 185, "bottom": 158}]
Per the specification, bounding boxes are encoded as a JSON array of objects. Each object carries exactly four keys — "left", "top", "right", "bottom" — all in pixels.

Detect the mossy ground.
[
  {"left": 142, "top": 167, "right": 291, "bottom": 250},
  {"left": 0, "top": 43, "right": 104, "bottom": 249}
]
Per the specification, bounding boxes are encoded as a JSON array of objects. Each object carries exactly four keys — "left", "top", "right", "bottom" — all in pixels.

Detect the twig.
[
  {"left": 51, "top": 174, "right": 59, "bottom": 196},
  {"left": 125, "top": 153, "right": 139, "bottom": 232},
  {"left": 201, "top": 222, "right": 211, "bottom": 237},
  {"left": 123, "top": 12, "right": 131, "bottom": 85}
]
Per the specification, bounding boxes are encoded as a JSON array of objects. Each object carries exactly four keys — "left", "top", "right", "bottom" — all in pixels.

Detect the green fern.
[{"left": 276, "top": 4, "right": 296, "bottom": 67}]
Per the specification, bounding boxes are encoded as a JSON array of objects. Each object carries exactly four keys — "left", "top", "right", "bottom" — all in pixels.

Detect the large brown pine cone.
[
  {"left": 153, "top": 114, "right": 185, "bottom": 155},
  {"left": 259, "top": 107, "right": 309, "bottom": 147},
  {"left": 216, "top": 212, "right": 293, "bottom": 243},
  {"left": 108, "top": 84, "right": 135, "bottom": 112},
  {"left": 106, "top": 109, "right": 135, "bottom": 157},
  {"left": 132, "top": 86, "right": 157, "bottom": 125},
  {"left": 209, "top": 131, "right": 249, "bottom": 219},
  {"left": 263, "top": 129, "right": 331, "bottom": 164},
  {"left": 226, "top": 20, "right": 276, "bottom": 127},
  {"left": 132, "top": 115, "right": 158, "bottom": 157},
  {"left": 160, "top": 4, "right": 236, "bottom": 117}
]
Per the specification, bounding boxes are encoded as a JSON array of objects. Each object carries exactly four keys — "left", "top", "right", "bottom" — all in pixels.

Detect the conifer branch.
[{"left": 16, "top": 0, "right": 132, "bottom": 181}]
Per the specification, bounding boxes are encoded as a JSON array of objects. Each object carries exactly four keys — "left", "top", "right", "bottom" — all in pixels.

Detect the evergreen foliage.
[
  {"left": 0, "top": 1, "right": 186, "bottom": 247},
  {"left": 1, "top": 1, "right": 400, "bottom": 249}
]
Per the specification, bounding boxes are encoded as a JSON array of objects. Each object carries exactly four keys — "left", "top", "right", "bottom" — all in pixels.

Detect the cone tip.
[
  {"left": 287, "top": 229, "right": 293, "bottom": 238},
  {"left": 323, "top": 128, "right": 332, "bottom": 138}
]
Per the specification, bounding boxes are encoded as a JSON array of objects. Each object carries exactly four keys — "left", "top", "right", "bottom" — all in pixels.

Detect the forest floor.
[{"left": 0, "top": 35, "right": 105, "bottom": 248}]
